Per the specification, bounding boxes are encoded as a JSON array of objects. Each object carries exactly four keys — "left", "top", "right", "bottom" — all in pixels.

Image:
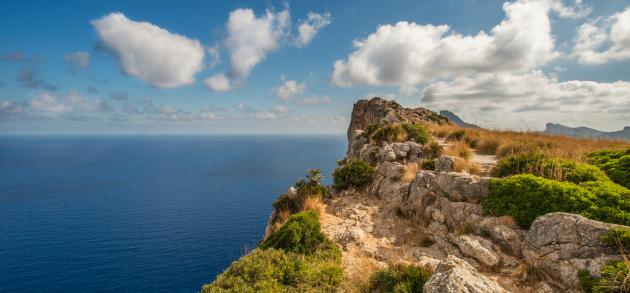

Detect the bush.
[
  {"left": 593, "top": 261, "right": 630, "bottom": 293},
  {"left": 444, "top": 141, "right": 472, "bottom": 160},
  {"left": 260, "top": 210, "right": 330, "bottom": 255},
  {"left": 493, "top": 153, "right": 609, "bottom": 183},
  {"left": 422, "top": 142, "right": 443, "bottom": 159},
  {"left": 272, "top": 170, "right": 328, "bottom": 216},
  {"left": 483, "top": 174, "right": 630, "bottom": 228},
  {"left": 579, "top": 270, "right": 596, "bottom": 293},
  {"left": 333, "top": 159, "right": 375, "bottom": 191},
  {"left": 422, "top": 159, "right": 436, "bottom": 171},
  {"left": 447, "top": 129, "right": 466, "bottom": 141},
  {"left": 589, "top": 148, "right": 630, "bottom": 189},
  {"left": 477, "top": 138, "right": 501, "bottom": 155},
  {"left": 202, "top": 247, "right": 342, "bottom": 292},
  {"left": 368, "top": 264, "right": 431, "bottom": 293},
  {"left": 372, "top": 124, "right": 405, "bottom": 144},
  {"left": 601, "top": 227, "right": 630, "bottom": 249},
  {"left": 402, "top": 123, "right": 430, "bottom": 144}
]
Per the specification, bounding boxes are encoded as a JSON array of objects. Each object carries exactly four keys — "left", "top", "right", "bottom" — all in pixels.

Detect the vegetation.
[
  {"left": 493, "top": 152, "right": 609, "bottom": 183},
  {"left": 402, "top": 123, "right": 431, "bottom": 144},
  {"left": 482, "top": 174, "right": 630, "bottom": 228},
  {"left": 271, "top": 169, "right": 329, "bottom": 229},
  {"left": 332, "top": 159, "right": 375, "bottom": 191},
  {"left": 422, "top": 158, "right": 436, "bottom": 171},
  {"left": 444, "top": 141, "right": 472, "bottom": 160},
  {"left": 601, "top": 227, "right": 630, "bottom": 249},
  {"left": 260, "top": 210, "right": 332, "bottom": 255},
  {"left": 422, "top": 142, "right": 443, "bottom": 159},
  {"left": 589, "top": 148, "right": 630, "bottom": 189},
  {"left": 579, "top": 270, "right": 597, "bottom": 293},
  {"left": 203, "top": 211, "right": 342, "bottom": 292},
  {"left": 363, "top": 123, "right": 431, "bottom": 145},
  {"left": 368, "top": 264, "right": 431, "bottom": 293}
]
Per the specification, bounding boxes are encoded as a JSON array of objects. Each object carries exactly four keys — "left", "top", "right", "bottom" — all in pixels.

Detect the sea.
[{"left": 0, "top": 135, "right": 347, "bottom": 292}]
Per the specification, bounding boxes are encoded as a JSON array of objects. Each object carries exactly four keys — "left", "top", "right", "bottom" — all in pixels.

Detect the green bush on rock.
[
  {"left": 260, "top": 210, "right": 331, "bottom": 255},
  {"left": 368, "top": 264, "right": 431, "bottom": 293},
  {"left": 273, "top": 169, "right": 328, "bottom": 215},
  {"left": 589, "top": 148, "right": 630, "bottom": 189},
  {"left": 482, "top": 174, "right": 630, "bottom": 228},
  {"left": 333, "top": 159, "right": 375, "bottom": 191},
  {"left": 402, "top": 123, "right": 430, "bottom": 144}
]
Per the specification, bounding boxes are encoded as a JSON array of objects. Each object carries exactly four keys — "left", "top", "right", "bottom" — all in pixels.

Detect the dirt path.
[{"left": 436, "top": 137, "right": 498, "bottom": 176}]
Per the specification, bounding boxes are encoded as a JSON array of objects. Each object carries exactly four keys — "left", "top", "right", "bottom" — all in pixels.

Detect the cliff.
[{"left": 204, "top": 97, "right": 630, "bottom": 293}]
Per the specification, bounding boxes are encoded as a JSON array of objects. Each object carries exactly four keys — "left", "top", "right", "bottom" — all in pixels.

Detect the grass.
[
  {"left": 367, "top": 123, "right": 431, "bottom": 145},
  {"left": 602, "top": 227, "right": 630, "bottom": 249},
  {"left": 493, "top": 152, "right": 609, "bottom": 183},
  {"left": 368, "top": 263, "right": 432, "bottom": 293},
  {"left": 482, "top": 174, "right": 630, "bottom": 228},
  {"left": 270, "top": 169, "right": 329, "bottom": 230},
  {"left": 444, "top": 141, "right": 472, "bottom": 160},
  {"left": 203, "top": 211, "right": 342, "bottom": 292},
  {"left": 332, "top": 159, "right": 375, "bottom": 191}
]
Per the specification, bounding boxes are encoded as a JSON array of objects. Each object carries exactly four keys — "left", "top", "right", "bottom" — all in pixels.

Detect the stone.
[
  {"left": 392, "top": 142, "right": 410, "bottom": 159},
  {"left": 381, "top": 143, "right": 397, "bottom": 161},
  {"left": 424, "top": 255, "right": 509, "bottom": 293},
  {"left": 434, "top": 172, "right": 490, "bottom": 203},
  {"left": 378, "top": 161, "right": 405, "bottom": 180},
  {"left": 435, "top": 155, "right": 455, "bottom": 173},
  {"left": 337, "top": 226, "right": 364, "bottom": 248},
  {"left": 456, "top": 235, "right": 501, "bottom": 268}
]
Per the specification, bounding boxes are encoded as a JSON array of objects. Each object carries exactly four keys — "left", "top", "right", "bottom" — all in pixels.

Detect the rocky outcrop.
[
  {"left": 424, "top": 255, "right": 509, "bottom": 293},
  {"left": 346, "top": 97, "right": 449, "bottom": 156}
]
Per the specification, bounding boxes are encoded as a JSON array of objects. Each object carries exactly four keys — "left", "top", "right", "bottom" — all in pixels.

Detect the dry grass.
[
  {"left": 427, "top": 124, "right": 629, "bottom": 162},
  {"left": 340, "top": 254, "right": 380, "bottom": 293},
  {"left": 303, "top": 196, "right": 325, "bottom": 216},
  {"left": 401, "top": 162, "right": 418, "bottom": 183},
  {"left": 444, "top": 141, "right": 473, "bottom": 160}
]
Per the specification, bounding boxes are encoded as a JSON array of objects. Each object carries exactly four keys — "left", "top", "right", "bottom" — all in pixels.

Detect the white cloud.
[
  {"left": 207, "top": 44, "right": 221, "bottom": 68},
  {"left": 225, "top": 8, "right": 290, "bottom": 79},
  {"left": 573, "top": 6, "right": 630, "bottom": 64},
  {"left": 273, "top": 80, "right": 305, "bottom": 101},
  {"left": 420, "top": 71, "right": 630, "bottom": 130},
  {"left": 295, "top": 12, "right": 331, "bottom": 47},
  {"left": 255, "top": 111, "right": 277, "bottom": 120},
  {"left": 92, "top": 12, "right": 205, "bottom": 88},
  {"left": 272, "top": 105, "right": 290, "bottom": 113},
  {"left": 64, "top": 51, "right": 90, "bottom": 71},
  {"left": 332, "top": 0, "right": 583, "bottom": 87},
  {"left": 299, "top": 95, "right": 332, "bottom": 105},
  {"left": 0, "top": 100, "right": 23, "bottom": 117},
  {"left": 28, "top": 91, "right": 111, "bottom": 114},
  {"left": 204, "top": 73, "right": 231, "bottom": 92}
]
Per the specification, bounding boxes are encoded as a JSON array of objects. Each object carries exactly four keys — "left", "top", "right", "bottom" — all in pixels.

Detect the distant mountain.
[
  {"left": 544, "top": 123, "right": 630, "bottom": 141},
  {"left": 439, "top": 110, "right": 481, "bottom": 129}
]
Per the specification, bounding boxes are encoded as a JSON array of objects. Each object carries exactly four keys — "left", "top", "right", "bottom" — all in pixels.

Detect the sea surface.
[{"left": 0, "top": 135, "right": 346, "bottom": 292}]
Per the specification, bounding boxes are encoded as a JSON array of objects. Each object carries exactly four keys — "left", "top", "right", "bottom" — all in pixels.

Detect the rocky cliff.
[{"left": 318, "top": 98, "right": 626, "bottom": 292}]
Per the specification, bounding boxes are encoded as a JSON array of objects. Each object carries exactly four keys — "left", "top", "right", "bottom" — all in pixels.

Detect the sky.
[{"left": 1, "top": 0, "right": 629, "bottom": 134}]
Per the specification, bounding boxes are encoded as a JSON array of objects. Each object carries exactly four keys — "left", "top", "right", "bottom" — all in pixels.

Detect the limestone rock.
[
  {"left": 377, "top": 161, "right": 405, "bottom": 180},
  {"left": 434, "top": 172, "right": 490, "bottom": 203},
  {"left": 456, "top": 235, "right": 501, "bottom": 268},
  {"left": 424, "top": 255, "right": 509, "bottom": 293},
  {"left": 435, "top": 155, "right": 455, "bottom": 173},
  {"left": 392, "top": 142, "right": 410, "bottom": 159},
  {"left": 380, "top": 143, "right": 397, "bottom": 162}
]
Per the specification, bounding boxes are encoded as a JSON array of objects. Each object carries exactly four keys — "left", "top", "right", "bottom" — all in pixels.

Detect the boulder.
[
  {"left": 435, "top": 155, "right": 455, "bottom": 173},
  {"left": 380, "top": 143, "right": 397, "bottom": 161},
  {"left": 377, "top": 161, "right": 405, "bottom": 180},
  {"left": 392, "top": 142, "right": 410, "bottom": 159},
  {"left": 456, "top": 235, "right": 501, "bottom": 268},
  {"left": 434, "top": 172, "right": 490, "bottom": 203},
  {"left": 424, "top": 255, "right": 509, "bottom": 293}
]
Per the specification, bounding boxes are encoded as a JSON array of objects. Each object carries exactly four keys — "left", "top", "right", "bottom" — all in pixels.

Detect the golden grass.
[
  {"left": 401, "top": 162, "right": 418, "bottom": 183},
  {"left": 340, "top": 254, "right": 380, "bottom": 293},
  {"left": 303, "top": 196, "right": 325, "bottom": 216},
  {"left": 444, "top": 141, "right": 472, "bottom": 160},
  {"left": 428, "top": 124, "right": 629, "bottom": 162}
]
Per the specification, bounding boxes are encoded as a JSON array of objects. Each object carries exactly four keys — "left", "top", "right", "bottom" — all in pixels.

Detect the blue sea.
[{"left": 0, "top": 135, "right": 346, "bottom": 292}]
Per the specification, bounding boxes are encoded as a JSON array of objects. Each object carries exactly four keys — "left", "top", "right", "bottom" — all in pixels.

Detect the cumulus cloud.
[
  {"left": 92, "top": 12, "right": 205, "bottom": 88},
  {"left": 272, "top": 105, "right": 290, "bottom": 113},
  {"left": 295, "top": 12, "right": 331, "bottom": 47},
  {"left": 0, "top": 100, "right": 24, "bottom": 118},
  {"left": 273, "top": 80, "right": 305, "bottom": 101},
  {"left": 332, "top": 0, "right": 584, "bottom": 88},
  {"left": 420, "top": 71, "right": 630, "bottom": 130},
  {"left": 225, "top": 8, "right": 290, "bottom": 79},
  {"left": 573, "top": 6, "right": 630, "bottom": 64},
  {"left": 299, "top": 95, "right": 332, "bottom": 105},
  {"left": 207, "top": 44, "right": 221, "bottom": 68},
  {"left": 64, "top": 51, "right": 90, "bottom": 72},
  {"left": 204, "top": 73, "right": 231, "bottom": 92},
  {"left": 28, "top": 91, "right": 111, "bottom": 114}
]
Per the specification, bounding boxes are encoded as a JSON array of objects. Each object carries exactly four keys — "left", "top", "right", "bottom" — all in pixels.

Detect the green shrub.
[
  {"left": 422, "top": 142, "right": 443, "bottom": 159},
  {"left": 202, "top": 246, "right": 342, "bottom": 292},
  {"left": 273, "top": 169, "right": 328, "bottom": 215},
  {"left": 581, "top": 181, "right": 630, "bottom": 226},
  {"left": 477, "top": 138, "right": 501, "bottom": 155},
  {"left": 579, "top": 270, "right": 596, "bottom": 293},
  {"left": 402, "top": 123, "right": 430, "bottom": 144},
  {"left": 483, "top": 174, "right": 597, "bottom": 228},
  {"left": 422, "top": 158, "right": 436, "bottom": 171},
  {"left": 601, "top": 227, "right": 630, "bottom": 249},
  {"left": 372, "top": 124, "right": 404, "bottom": 144},
  {"left": 589, "top": 148, "right": 630, "bottom": 189},
  {"left": 368, "top": 264, "right": 431, "bottom": 293},
  {"left": 260, "top": 210, "right": 329, "bottom": 255},
  {"left": 593, "top": 261, "right": 630, "bottom": 293},
  {"left": 494, "top": 153, "right": 609, "bottom": 183},
  {"left": 332, "top": 159, "right": 375, "bottom": 191}
]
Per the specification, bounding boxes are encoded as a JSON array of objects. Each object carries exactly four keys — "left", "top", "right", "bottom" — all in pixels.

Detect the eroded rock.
[{"left": 424, "top": 255, "right": 510, "bottom": 293}]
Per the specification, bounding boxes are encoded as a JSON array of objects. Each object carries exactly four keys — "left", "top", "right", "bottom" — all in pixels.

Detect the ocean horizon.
[{"left": 0, "top": 135, "right": 346, "bottom": 292}]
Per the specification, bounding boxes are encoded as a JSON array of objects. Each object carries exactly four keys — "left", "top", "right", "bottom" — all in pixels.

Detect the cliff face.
[
  {"left": 322, "top": 98, "right": 625, "bottom": 292},
  {"left": 346, "top": 97, "right": 449, "bottom": 155}
]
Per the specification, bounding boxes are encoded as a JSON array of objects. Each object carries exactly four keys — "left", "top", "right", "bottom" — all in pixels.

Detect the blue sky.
[{"left": 1, "top": 0, "right": 629, "bottom": 134}]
